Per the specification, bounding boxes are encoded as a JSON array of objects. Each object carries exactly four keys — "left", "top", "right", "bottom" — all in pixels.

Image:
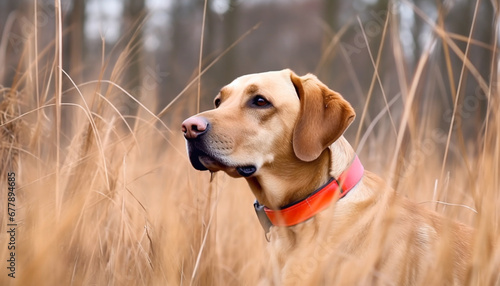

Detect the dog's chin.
[{"left": 189, "top": 151, "right": 257, "bottom": 178}]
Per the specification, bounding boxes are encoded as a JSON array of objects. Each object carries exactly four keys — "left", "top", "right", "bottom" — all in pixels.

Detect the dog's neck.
[{"left": 246, "top": 136, "right": 355, "bottom": 209}]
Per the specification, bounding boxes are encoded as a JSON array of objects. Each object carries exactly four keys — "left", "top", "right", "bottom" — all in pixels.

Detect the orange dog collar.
[{"left": 254, "top": 155, "right": 364, "bottom": 235}]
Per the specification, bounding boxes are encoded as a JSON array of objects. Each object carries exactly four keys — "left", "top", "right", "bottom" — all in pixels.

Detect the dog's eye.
[
  {"left": 252, "top": 95, "right": 271, "bottom": 108},
  {"left": 214, "top": 98, "right": 221, "bottom": 108}
]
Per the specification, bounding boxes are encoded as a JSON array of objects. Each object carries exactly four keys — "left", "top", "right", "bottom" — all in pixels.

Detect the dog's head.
[{"left": 181, "top": 69, "right": 355, "bottom": 178}]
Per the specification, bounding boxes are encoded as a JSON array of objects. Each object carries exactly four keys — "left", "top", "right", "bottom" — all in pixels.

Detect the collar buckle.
[{"left": 254, "top": 200, "right": 272, "bottom": 239}]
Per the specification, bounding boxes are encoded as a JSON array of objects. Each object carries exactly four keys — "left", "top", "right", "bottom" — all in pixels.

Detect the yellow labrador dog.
[{"left": 182, "top": 69, "right": 473, "bottom": 285}]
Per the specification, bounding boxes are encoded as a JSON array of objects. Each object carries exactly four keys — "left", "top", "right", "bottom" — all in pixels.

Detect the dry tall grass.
[{"left": 0, "top": 1, "right": 499, "bottom": 285}]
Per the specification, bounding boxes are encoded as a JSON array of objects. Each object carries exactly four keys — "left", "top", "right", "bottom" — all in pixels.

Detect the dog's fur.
[{"left": 182, "top": 69, "right": 473, "bottom": 285}]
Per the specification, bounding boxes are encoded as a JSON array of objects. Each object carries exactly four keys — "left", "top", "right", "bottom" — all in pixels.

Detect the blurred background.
[{"left": 1, "top": 0, "right": 496, "bottom": 121}]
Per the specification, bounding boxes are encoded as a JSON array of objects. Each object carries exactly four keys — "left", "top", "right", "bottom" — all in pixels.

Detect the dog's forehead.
[
  {"left": 222, "top": 70, "right": 296, "bottom": 99},
  {"left": 234, "top": 70, "right": 289, "bottom": 84}
]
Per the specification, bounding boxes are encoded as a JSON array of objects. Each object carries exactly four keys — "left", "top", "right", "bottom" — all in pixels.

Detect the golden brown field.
[{"left": 1, "top": 1, "right": 499, "bottom": 285}]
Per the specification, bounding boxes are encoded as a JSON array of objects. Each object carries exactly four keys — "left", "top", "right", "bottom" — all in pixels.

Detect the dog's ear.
[{"left": 290, "top": 71, "right": 355, "bottom": 162}]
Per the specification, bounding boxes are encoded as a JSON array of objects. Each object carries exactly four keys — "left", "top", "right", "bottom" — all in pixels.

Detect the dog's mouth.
[{"left": 187, "top": 142, "right": 257, "bottom": 177}]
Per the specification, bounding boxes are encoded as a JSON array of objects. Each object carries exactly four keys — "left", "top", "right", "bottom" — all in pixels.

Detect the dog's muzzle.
[{"left": 182, "top": 116, "right": 257, "bottom": 177}]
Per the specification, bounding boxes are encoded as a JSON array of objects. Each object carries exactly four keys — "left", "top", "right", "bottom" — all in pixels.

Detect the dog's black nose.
[{"left": 182, "top": 116, "right": 209, "bottom": 139}]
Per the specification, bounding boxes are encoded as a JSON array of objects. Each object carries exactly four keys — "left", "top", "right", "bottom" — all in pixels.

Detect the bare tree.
[
  {"left": 67, "top": 0, "right": 85, "bottom": 83},
  {"left": 123, "top": 0, "right": 146, "bottom": 120}
]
